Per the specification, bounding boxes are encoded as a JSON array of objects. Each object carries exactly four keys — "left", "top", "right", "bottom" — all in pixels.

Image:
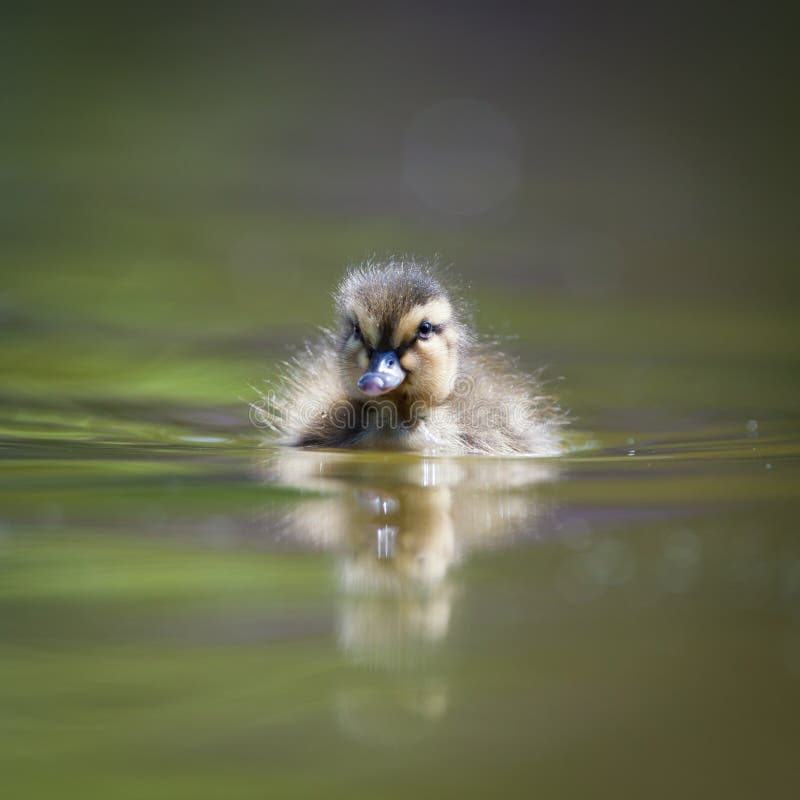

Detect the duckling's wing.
[
  {"left": 455, "top": 342, "right": 564, "bottom": 455},
  {"left": 260, "top": 332, "right": 353, "bottom": 447}
]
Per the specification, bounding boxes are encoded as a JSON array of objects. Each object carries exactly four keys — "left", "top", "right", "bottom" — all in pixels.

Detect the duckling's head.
[{"left": 334, "top": 262, "right": 467, "bottom": 406}]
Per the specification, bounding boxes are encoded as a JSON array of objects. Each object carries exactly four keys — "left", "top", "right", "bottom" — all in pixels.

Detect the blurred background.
[{"left": 2, "top": 2, "right": 797, "bottom": 435}]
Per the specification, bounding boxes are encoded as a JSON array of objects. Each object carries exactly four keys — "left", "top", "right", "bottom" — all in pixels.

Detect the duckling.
[{"left": 261, "top": 259, "right": 564, "bottom": 454}]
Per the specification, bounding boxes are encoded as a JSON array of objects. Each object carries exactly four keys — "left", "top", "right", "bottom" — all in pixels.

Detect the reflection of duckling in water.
[
  {"left": 262, "top": 259, "right": 564, "bottom": 454},
  {"left": 262, "top": 450, "right": 557, "bottom": 664},
  {"left": 259, "top": 449, "right": 558, "bottom": 734}
]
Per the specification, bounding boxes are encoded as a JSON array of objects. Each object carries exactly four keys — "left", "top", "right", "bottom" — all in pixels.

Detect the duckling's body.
[{"left": 263, "top": 260, "right": 563, "bottom": 455}]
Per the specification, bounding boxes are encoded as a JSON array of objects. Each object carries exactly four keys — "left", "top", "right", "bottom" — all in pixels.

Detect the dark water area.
[{"left": 2, "top": 5, "right": 799, "bottom": 798}]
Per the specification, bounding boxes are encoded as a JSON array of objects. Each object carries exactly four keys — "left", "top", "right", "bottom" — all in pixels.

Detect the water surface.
[{"left": 2, "top": 378, "right": 799, "bottom": 798}]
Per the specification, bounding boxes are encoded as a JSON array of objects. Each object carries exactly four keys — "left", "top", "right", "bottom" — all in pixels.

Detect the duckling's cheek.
[
  {"left": 419, "top": 340, "right": 458, "bottom": 400},
  {"left": 342, "top": 338, "right": 368, "bottom": 369},
  {"left": 399, "top": 350, "right": 420, "bottom": 375}
]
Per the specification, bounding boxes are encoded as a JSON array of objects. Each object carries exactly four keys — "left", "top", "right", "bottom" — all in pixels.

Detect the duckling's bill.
[{"left": 357, "top": 349, "right": 406, "bottom": 396}]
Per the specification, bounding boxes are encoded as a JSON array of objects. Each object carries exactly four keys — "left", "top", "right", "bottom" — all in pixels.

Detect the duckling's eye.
[
  {"left": 417, "top": 321, "right": 433, "bottom": 340},
  {"left": 352, "top": 321, "right": 362, "bottom": 340}
]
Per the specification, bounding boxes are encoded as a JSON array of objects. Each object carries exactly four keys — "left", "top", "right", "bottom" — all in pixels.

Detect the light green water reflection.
[{"left": 2, "top": 423, "right": 800, "bottom": 798}]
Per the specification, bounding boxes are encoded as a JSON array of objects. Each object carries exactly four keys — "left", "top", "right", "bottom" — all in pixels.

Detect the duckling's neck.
[{"left": 355, "top": 394, "right": 429, "bottom": 430}]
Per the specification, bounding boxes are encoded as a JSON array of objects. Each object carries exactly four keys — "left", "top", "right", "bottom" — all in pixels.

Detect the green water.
[
  {"left": 3, "top": 8, "right": 800, "bottom": 797},
  {"left": 3, "top": 295, "right": 799, "bottom": 798}
]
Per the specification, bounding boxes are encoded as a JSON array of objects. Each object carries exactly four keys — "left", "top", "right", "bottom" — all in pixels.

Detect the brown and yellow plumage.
[{"left": 260, "top": 260, "right": 564, "bottom": 455}]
